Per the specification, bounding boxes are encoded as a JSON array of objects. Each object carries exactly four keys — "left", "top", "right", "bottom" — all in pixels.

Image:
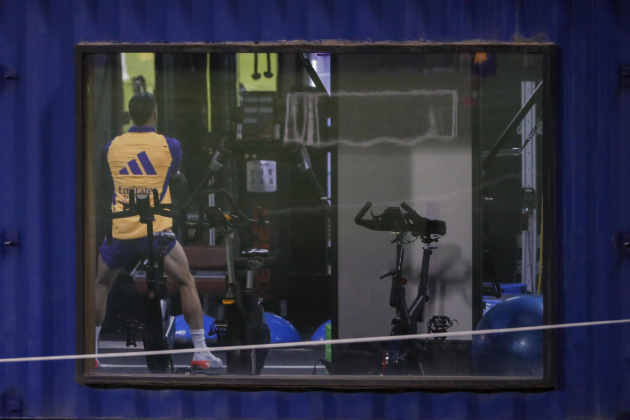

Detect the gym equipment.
[
  {"left": 299, "top": 53, "right": 328, "bottom": 95},
  {"left": 291, "top": 142, "right": 331, "bottom": 210},
  {"left": 108, "top": 189, "right": 179, "bottom": 373},
  {"left": 264, "top": 313, "right": 301, "bottom": 343},
  {"left": 174, "top": 313, "right": 299, "bottom": 345},
  {"left": 264, "top": 53, "right": 274, "bottom": 78},
  {"left": 186, "top": 188, "right": 271, "bottom": 374},
  {"left": 426, "top": 316, "right": 458, "bottom": 339},
  {"left": 181, "top": 134, "right": 331, "bottom": 317},
  {"left": 479, "top": 82, "right": 543, "bottom": 302},
  {"left": 355, "top": 201, "right": 449, "bottom": 374},
  {"left": 310, "top": 319, "right": 331, "bottom": 341},
  {"left": 251, "top": 53, "right": 261, "bottom": 80},
  {"left": 181, "top": 136, "right": 228, "bottom": 224},
  {"left": 472, "top": 295, "right": 543, "bottom": 376},
  {"left": 174, "top": 314, "right": 217, "bottom": 346},
  {"left": 175, "top": 53, "right": 332, "bottom": 329}
]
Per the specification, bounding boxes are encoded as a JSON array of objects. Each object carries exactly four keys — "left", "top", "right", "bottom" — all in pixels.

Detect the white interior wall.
[
  {"left": 337, "top": 145, "right": 412, "bottom": 339},
  {"left": 408, "top": 146, "right": 473, "bottom": 335},
  {"left": 337, "top": 143, "right": 472, "bottom": 338},
  {"left": 336, "top": 54, "right": 472, "bottom": 339}
]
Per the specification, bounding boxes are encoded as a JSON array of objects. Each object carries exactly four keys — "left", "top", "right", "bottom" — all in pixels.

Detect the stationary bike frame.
[
  {"left": 108, "top": 189, "right": 178, "bottom": 373},
  {"left": 186, "top": 188, "right": 270, "bottom": 375},
  {"left": 386, "top": 232, "right": 436, "bottom": 336},
  {"left": 355, "top": 202, "right": 446, "bottom": 374}
]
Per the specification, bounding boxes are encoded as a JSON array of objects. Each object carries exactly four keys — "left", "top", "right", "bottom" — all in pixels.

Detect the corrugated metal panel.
[{"left": 0, "top": 0, "right": 629, "bottom": 418}]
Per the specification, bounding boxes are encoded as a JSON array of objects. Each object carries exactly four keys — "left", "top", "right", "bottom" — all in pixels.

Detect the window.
[{"left": 76, "top": 43, "right": 557, "bottom": 388}]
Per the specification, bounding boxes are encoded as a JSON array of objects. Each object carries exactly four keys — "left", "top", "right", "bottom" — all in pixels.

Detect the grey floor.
[{"left": 96, "top": 341, "right": 327, "bottom": 376}]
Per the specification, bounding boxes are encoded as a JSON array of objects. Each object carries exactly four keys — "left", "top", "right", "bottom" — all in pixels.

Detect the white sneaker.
[{"left": 191, "top": 350, "right": 223, "bottom": 369}]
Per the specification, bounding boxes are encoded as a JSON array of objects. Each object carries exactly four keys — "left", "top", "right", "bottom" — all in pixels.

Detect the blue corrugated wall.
[{"left": 0, "top": 0, "right": 629, "bottom": 418}]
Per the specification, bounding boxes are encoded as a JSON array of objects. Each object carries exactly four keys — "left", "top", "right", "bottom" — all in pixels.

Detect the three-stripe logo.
[{"left": 119, "top": 151, "right": 157, "bottom": 175}]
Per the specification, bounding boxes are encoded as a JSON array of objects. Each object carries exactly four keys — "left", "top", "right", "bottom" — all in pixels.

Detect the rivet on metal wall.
[
  {"left": 620, "top": 66, "right": 630, "bottom": 88},
  {"left": 615, "top": 231, "right": 630, "bottom": 256},
  {"left": 1, "top": 229, "right": 19, "bottom": 254},
  {"left": 0, "top": 66, "right": 18, "bottom": 91}
]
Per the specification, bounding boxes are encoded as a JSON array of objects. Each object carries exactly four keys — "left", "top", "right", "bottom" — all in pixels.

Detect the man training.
[{"left": 94, "top": 92, "right": 223, "bottom": 369}]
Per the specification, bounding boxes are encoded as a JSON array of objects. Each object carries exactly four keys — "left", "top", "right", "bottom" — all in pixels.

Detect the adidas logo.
[{"left": 119, "top": 151, "right": 157, "bottom": 175}]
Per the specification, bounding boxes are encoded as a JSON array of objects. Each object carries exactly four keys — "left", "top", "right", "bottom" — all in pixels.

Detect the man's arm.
[
  {"left": 102, "top": 140, "right": 116, "bottom": 206},
  {"left": 166, "top": 137, "right": 182, "bottom": 172},
  {"left": 165, "top": 137, "right": 186, "bottom": 203},
  {"left": 100, "top": 140, "right": 116, "bottom": 240}
]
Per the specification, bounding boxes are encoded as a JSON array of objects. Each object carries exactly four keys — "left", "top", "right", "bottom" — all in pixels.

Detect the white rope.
[{"left": 0, "top": 318, "right": 628, "bottom": 364}]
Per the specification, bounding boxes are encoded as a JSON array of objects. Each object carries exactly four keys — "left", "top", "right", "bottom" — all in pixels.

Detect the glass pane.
[{"left": 82, "top": 49, "right": 548, "bottom": 384}]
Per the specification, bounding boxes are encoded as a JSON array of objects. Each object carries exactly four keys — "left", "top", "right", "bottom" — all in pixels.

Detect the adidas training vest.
[{"left": 106, "top": 126, "right": 181, "bottom": 240}]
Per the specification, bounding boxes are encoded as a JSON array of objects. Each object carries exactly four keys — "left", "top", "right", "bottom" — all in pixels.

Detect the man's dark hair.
[{"left": 128, "top": 92, "right": 156, "bottom": 126}]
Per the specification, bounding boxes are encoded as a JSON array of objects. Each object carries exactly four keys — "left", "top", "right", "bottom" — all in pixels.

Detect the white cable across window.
[{"left": 0, "top": 318, "right": 628, "bottom": 364}]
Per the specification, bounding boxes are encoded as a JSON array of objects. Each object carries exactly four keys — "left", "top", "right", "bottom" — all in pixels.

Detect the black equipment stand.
[
  {"left": 355, "top": 201, "right": 451, "bottom": 374},
  {"left": 108, "top": 189, "right": 179, "bottom": 373},
  {"left": 185, "top": 188, "right": 271, "bottom": 375}
]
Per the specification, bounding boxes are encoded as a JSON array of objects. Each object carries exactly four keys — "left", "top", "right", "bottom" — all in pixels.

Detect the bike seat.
[
  {"left": 154, "top": 231, "right": 176, "bottom": 247},
  {"left": 242, "top": 248, "right": 269, "bottom": 258}
]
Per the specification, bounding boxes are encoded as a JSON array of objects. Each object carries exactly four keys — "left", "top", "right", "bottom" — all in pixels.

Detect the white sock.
[
  {"left": 190, "top": 329, "right": 208, "bottom": 360},
  {"left": 95, "top": 326, "right": 102, "bottom": 354},
  {"left": 95, "top": 326, "right": 102, "bottom": 366}
]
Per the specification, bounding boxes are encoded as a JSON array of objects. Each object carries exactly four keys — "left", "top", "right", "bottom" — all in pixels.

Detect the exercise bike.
[
  {"left": 185, "top": 188, "right": 271, "bottom": 375},
  {"left": 108, "top": 189, "right": 179, "bottom": 373},
  {"left": 355, "top": 201, "right": 449, "bottom": 375}
]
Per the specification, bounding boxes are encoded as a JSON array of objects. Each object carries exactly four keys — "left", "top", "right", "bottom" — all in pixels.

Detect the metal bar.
[
  {"left": 521, "top": 81, "right": 538, "bottom": 292},
  {"left": 481, "top": 81, "right": 543, "bottom": 171},
  {"left": 298, "top": 53, "right": 329, "bottom": 96},
  {"left": 225, "top": 231, "right": 236, "bottom": 285},
  {"left": 246, "top": 267, "right": 255, "bottom": 289}
]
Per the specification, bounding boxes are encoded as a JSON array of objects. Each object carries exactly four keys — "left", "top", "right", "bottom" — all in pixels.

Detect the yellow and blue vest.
[{"left": 106, "top": 126, "right": 182, "bottom": 240}]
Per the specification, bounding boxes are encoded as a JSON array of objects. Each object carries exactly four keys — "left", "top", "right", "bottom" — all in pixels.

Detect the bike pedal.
[{"left": 210, "top": 321, "right": 228, "bottom": 344}]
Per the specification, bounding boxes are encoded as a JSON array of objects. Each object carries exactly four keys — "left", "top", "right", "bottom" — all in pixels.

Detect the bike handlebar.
[
  {"left": 400, "top": 202, "right": 446, "bottom": 238},
  {"left": 110, "top": 189, "right": 181, "bottom": 220},
  {"left": 399, "top": 202, "right": 415, "bottom": 217},
  {"left": 107, "top": 189, "right": 182, "bottom": 245},
  {"left": 180, "top": 188, "right": 268, "bottom": 232},
  {"left": 204, "top": 188, "right": 268, "bottom": 227},
  {"left": 354, "top": 200, "right": 446, "bottom": 239},
  {"left": 354, "top": 202, "right": 377, "bottom": 230},
  {"left": 108, "top": 186, "right": 269, "bottom": 249}
]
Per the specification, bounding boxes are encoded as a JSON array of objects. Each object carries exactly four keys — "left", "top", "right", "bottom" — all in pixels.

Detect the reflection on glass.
[{"left": 84, "top": 51, "right": 545, "bottom": 380}]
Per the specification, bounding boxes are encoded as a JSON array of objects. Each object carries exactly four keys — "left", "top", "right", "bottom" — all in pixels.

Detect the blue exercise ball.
[
  {"left": 472, "top": 295, "right": 543, "bottom": 376},
  {"left": 174, "top": 314, "right": 217, "bottom": 345},
  {"left": 265, "top": 313, "right": 301, "bottom": 343},
  {"left": 311, "top": 320, "right": 331, "bottom": 341},
  {"left": 176, "top": 313, "right": 300, "bottom": 345}
]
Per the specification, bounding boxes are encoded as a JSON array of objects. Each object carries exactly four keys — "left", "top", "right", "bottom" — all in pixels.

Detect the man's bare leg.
[
  {"left": 94, "top": 256, "right": 121, "bottom": 366},
  {"left": 163, "top": 241, "right": 203, "bottom": 329},
  {"left": 164, "top": 241, "right": 222, "bottom": 368},
  {"left": 95, "top": 256, "right": 122, "bottom": 327}
]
